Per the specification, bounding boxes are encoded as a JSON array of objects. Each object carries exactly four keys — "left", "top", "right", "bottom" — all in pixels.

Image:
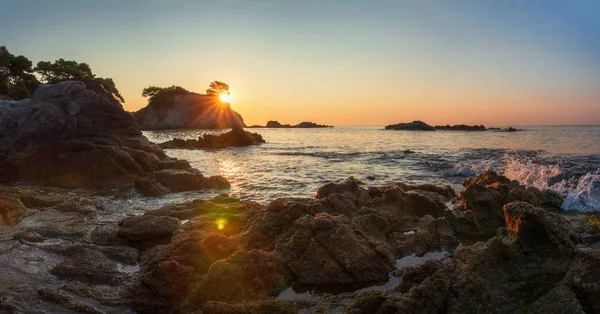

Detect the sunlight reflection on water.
[{"left": 144, "top": 126, "right": 600, "bottom": 205}]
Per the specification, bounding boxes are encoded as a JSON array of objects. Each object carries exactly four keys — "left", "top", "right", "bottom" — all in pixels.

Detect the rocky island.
[
  {"left": 385, "top": 120, "right": 436, "bottom": 131},
  {"left": 249, "top": 120, "right": 333, "bottom": 128},
  {"left": 158, "top": 127, "right": 265, "bottom": 150},
  {"left": 434, "top": 124, "right": 486, "bottom": 131},
  {"left": 386, "top": 121, "right": 522, "bottom": 132},
  {"left": 132, "top": 85, "right": 246, "bottom": 130}
]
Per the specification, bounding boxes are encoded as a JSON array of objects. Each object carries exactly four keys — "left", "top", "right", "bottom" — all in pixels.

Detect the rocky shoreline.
[
  {"left": 1, "top": 81, "right": 598, "bottom": 313},
  {"left": 158, "top": 127, "right": 265, "bottom": 150},
  {"left": 1, "top": 170, "right": 599, "bottom": 313}
]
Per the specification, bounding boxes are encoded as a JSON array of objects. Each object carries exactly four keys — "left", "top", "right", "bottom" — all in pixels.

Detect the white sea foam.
[{"left": 454, "top": 153, "right": 600, "bottom": 212}]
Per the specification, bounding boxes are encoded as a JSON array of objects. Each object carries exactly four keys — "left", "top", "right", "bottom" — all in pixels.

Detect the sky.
[{"left": 1, "top": 0, "right": 599, "bottom": 126}]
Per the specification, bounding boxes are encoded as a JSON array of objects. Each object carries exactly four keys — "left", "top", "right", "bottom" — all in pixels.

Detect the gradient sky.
[{"left": 1, "top": 0, "right": 599, "bottom": 126}]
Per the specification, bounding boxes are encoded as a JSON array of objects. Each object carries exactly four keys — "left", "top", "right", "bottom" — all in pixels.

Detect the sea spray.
[
  {"left": 451, "top": 152, "right": 600, "bottom": 212},
  {"left": 559, "top": 171, "right": 600, "bottom": 212}
]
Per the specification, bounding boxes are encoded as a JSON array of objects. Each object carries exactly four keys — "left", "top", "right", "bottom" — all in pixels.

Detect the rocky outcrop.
[
  {"left": 2, "top": 172, "right": 596, "bottom": 314},
  {"left": 451, "top": 170, "right": 564, "bottom": 243},
  {"left": 434, "top": 124, "right": 486, "bottom": 131},
  {"left": 158, "top": 127, "right": 265, "bottom": 150},
  {"left": 385, "top": 120, "right": 436, "bottom": 131},
  {"left": 0, "top": 81, "right": 229, "bottom": 195},
  {"left": 488, "top": 127, "right": 522, "bottom": 132},
  {"left": 132, "top": 92, "right": 245, "bottom": 130},
  {"left": 248, "top": 120, "right": 333, "bottom": 128}
]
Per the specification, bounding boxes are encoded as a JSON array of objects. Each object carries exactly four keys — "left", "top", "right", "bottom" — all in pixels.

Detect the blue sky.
[{"left": 1, "top": 0, "right": 599, "bottom": 125}]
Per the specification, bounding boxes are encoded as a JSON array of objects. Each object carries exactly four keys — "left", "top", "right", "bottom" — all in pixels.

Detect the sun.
[{"left": 219, "top": 93, "right": 231, "bottom": 103}]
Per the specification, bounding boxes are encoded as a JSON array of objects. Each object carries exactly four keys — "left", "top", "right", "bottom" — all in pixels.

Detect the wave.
[{"left": 449, "top": 151, "right": 600, "bottom": 212}]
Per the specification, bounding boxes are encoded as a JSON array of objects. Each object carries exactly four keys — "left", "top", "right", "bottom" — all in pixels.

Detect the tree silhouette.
[
  {"left": 0, "top": 46, "right": 39, "bottom": 99},
  {"left": 142, "top": 85, "right": 189, "bottom": 117},
  {"left": 205, "top": 81, "right": 229, "bottom": 96},
  {"left": 35, "top": 58, "right": 124, "bottom": 102}
]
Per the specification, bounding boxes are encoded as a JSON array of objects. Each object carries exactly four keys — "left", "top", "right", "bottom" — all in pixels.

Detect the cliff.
[{"left": 132, "top": 92, "right": 246, "bottom": 130}]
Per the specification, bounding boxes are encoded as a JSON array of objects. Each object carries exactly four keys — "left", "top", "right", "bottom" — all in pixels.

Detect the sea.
[{"left": 143, "top": 125, "right": 600, "bottom": 213}]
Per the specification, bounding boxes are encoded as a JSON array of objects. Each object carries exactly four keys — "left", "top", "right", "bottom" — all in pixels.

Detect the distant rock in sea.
[
  {"left": 385, "top": 120, "right": 436, "bottom": 131},
  {"left": 434, "top": 124, "right": 486, "bottom": 131},
  {"left": 248, "top": 120, "right": 333, "bottom": 128},
  {"left": 132, "top": 91, "right": 246, "bottom": 130},
  {"left": 488, "top": 127, "right": 522, "bottom": 132},
  {"left": 159, "top": 127, "right": 265, "bottom": 149},
  {"left": 0, "top": 80, "right": 229, "bottom": 196}
]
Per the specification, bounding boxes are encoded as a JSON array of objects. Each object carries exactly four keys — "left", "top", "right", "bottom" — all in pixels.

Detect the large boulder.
[
  {"left": 452, "top": 171, "right": 564, "bottom": 242},
  {"left": 0, "top": 81, "right": 229, "bottom": 194},
  {"left": 275, "top": 213, "right": 396, "bottom": 287},
  {"left": 132, "top": 92, "right": 246, "bottom": 130},
  {"left": 385, "top": 120, "right": 436, "bottom": 131}
]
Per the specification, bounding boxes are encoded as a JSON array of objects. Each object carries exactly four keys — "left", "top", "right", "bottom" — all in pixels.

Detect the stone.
[
  {"left": 118, "top": 215, "right": 180, "bottom": 246},
  {"left": 275, "top": 213, "right": 395, "bottom": 287},
  {"left": 194, "top": 250, "right": 285, "bottom": 303},
  {"left": 50, "top": 247, "right": 121, "bottom": 285},
  {"left": 395, "top": 259, "right": 443, "bottom": 293}
]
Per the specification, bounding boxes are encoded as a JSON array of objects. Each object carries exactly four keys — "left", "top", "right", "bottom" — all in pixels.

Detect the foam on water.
[
  {"left": 453, "top": 152, "right": 600, "bottom": 212},
  {"left": 144, "top": 126, "right": 600, "bottom": 211}
]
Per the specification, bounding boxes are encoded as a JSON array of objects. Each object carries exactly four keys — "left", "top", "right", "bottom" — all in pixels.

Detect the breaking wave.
[{"left": 451, "top": 152, "right": 600, "bottom": 212}]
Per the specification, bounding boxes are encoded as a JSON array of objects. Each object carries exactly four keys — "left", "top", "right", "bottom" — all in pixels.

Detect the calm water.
[{"left": 144, "top": 126, "right": 600, "bottom": 212}]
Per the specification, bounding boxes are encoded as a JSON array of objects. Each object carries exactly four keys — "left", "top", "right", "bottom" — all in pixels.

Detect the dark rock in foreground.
[
  {"left": 0, "top": 81, "right": 229, "bottom": 196},
  {"left": 158, "top": 127, "right": 265, "bottom": 150},
  {"left": 385, "top": 120, "right": 436, "bottom": 131},
  {"left": 248, "top": 120, "right": 333, "bottom": 128},
  {"left": 3, "top": 172, "right": 599, "bottom": 314},
  {"left": 434, "top": 124, "right": 486, "bottom": 131}
]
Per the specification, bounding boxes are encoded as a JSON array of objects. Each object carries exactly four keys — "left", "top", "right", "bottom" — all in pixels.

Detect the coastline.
[{"left": 1, "top": 171, "right": 599, "bottom": 313}]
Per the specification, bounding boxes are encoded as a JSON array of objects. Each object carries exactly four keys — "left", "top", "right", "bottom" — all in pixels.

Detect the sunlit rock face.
[
  {"left": 0, "top": 81, "right": 229, "bottom": 194},
  {"left": 132, "top": 93, "right": 246, "bottom": 130}
]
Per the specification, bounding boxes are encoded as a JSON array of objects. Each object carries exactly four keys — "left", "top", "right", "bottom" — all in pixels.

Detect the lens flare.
[{"left": 216, "top": 218, "right": 228, "bottom": 231}]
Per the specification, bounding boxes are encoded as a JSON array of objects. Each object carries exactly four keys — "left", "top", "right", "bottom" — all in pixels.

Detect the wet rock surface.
[
  {"left": 1, "top": 172, "right": 599, "bottom": 313},
  {"left": 0, "top": 81, "right": 229, "bottom": 195},
  {"left": 158, "top": 127, "right": 265, "bottom": 150}
]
